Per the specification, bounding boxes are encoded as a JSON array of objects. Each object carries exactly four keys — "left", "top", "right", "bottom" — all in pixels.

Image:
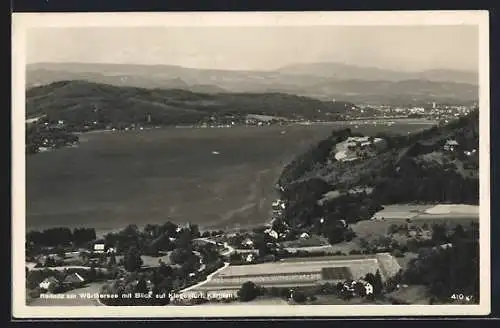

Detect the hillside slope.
[
  {"left": 27, "top": 63, "right": 478, "bottom": 105},
  {"left": 277, "top": 110, "right": 479, "bottom": 228},
  {"left": 26, "top": 80, "right": 355, "bottom": 128}
]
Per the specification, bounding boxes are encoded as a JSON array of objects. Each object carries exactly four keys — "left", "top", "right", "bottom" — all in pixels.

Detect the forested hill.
[
  {"left": 26, "top": 80, "right": 355, "bottom": 129},
  {"left": 277, "top": 110, "right": 479, "bottom": 229}
]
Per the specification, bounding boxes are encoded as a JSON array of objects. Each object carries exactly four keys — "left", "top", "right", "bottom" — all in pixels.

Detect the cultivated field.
[
  {"left": 26, "top": 122, "right": 434, "bottom": 234},
  {"left": 369, "top": 204, "right": 480, "bottom": 227},
  {"left": 189, "top": 254, "right": 400, "bottom": 293}
]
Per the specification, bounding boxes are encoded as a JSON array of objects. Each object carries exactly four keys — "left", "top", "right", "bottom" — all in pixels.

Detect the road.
[
  {"left": 178, "top": 262, "right": 231, "bottom": 293},
  {"left": 194, "top": 238, "right": 235, "bottom": 256}
]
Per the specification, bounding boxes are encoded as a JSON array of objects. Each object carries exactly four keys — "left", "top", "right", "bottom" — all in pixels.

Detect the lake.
[{"left": 25, "top": 121, "right": 435, "bottom": 235}]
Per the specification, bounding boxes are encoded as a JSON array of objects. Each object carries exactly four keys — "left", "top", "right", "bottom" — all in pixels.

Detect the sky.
[{"left": 27, "top": 25, "right": 479, "bottom": 72}]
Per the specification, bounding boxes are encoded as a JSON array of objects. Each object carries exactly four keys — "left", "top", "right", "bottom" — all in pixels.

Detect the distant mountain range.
[
  {"left": 276, "top": 62, "right": 478, "bottom": 84},
  {"left": 26, "top": 62, "right": 478, "bottom": 105}
]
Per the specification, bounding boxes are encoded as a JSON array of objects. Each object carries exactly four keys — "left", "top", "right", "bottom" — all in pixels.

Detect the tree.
[
  {"left": 431, "top": 224, "right": 448, "bottom": 244},
  {"left": 365, "top": 273, "right": 376, "bottom": 286},
  {"left": 451, "top": 224, "right": 467, "bottom": 241},
  {"left": 88, "top": 264, "right": 97, "bottom": 281},
  {"left": 160, "top": 221, "right": 178, "bottom": 238},
  {"left": 169, "top": 248, "right": 192, "bottom": 265},
  {"left": 176, "top": 229, "right": 193, "bottom": 250},
  {"left": 189, "top": 224, "right": 200, "bottom": 239},
  {"left": 157, "top": 277, "right": 173, "bottom": 294},
  {"left": 158, "top": 262, "right": 173, "bottom": 277},
  {"left": 343, "top": 228, "right": 356, "bottom": 242},
  {"left": 354, "top": 282, "right": 367, "bottom": 297},
  {"left": 124, "top": 247, "right": 143, "bottom": 272},
  {"left": 27, "top": 270, "right": 44, "bottom": 289},
  {"left": 108, "top": 253, "right": 117, "bottom": 267},
  {"left": 48, "top": 282, "right": 60, "bottom": 294},
  {"left": 238, "top": 281, "right": 260, "bottom": 302},
  {"left": 292, "top": 291, "right": 307, "bottom": 303},
  {"left": 135, "top": 277, "right": 148, "bottom": 294},
  {"left": 373, "top": 270, "right": 384, "bottom": 296},
  {"left": 325, "top": 224, "right": 345, "bottom": 245},
  {"left": 144, "top": 224, "right": 160, "bottom": 238}
]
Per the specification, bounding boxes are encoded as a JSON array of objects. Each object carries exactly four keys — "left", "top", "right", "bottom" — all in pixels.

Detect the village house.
[
  {"left": 245, "top": 253, "right": 256, "bottom": 263},
  {"left": 437, "top": 243, "right": 453, "bottom": 250},
  {"left": 93, "top": 243, "right": 106, "bottom": 254},
  {"left": 300, "top": 232, "right": 310, "bottom": 239},
  {"left": 334, "top": 136, "right": 387, "bottom": 162},
  {"left": 464, "top": 149, "right": 477, "bottom": 156},
  {"left": 444, "top": 139, "right": 460, "bottom": 152},
  {"left": 39, "top": 276, "right": 60, "bottom": 291},
  {"left": 62, "top": 272, "right": 86, "bottom": 289},
  {"left": 264, "top": 229, "right": 279, "bottom": 240},
  {"left": 241, "top": 238, "right": 254, "bottom": 248},
  {"left": 340, "top": 279, "right": 374, "bottom": 297},
  {"left": 357, "top": 279, "right": 374, "bottom": 296}
]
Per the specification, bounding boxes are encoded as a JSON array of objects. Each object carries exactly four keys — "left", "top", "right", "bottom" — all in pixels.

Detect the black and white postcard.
[{"left": 12, "top": 11, "right": 490, "bottom": 318}]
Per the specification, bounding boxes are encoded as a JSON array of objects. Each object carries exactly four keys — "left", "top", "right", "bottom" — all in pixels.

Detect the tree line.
[{"left": 26, "top": 227, "right": 96, "bottom": 247}]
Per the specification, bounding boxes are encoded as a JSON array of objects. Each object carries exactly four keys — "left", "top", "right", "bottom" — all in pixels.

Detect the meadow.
[{"left": 26, "top": 121, "right": 434, "bottom": 234}]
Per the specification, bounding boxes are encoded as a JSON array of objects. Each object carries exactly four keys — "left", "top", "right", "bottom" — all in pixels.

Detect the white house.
[
  {"left": 241, "top": 238, "right": 254, "bottom": 248},
  {"left": 265, "top": 229, "right": 279, "bottom": 240},
  {"left": 93, "top": 243, "right": 106, "bottom": 253},
  {"left": 246, "top": 253, "right": 256, "bottom": 263},
  {"left": 358, "top": 280, "right": 374, "bottom": 295},
  {"left": 39, "top": 276, "right": 60, "bottom": 291},
  {"left": 365, "top": 283, "right": 374, "bottom": 295},
  {"left": 444, "top": 139, "right": 459, "bottom": 152}
]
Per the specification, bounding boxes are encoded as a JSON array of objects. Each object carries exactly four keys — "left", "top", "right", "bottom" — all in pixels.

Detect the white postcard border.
[{"left": 12, "top": 10, "right": 491, "bottom": 318}]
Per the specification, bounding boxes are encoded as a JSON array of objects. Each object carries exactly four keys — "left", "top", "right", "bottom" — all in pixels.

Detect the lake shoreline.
[{"left": 26, "top": 121, "right": 437, "bottom": 235}]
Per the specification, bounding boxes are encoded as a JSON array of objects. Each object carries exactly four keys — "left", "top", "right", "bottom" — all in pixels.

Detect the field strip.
[
  {"left": 220, "top": 259, "right": 379, "bottom": 275},
  {"left": 192, "top": 282, "right": 320, "bottom": 291}
]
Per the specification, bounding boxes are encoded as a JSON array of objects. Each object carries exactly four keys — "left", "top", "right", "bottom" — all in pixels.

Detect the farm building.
[
  {"left": 300, "top": 232, "right": 310, "bottom": 239},
  {"left": 245, "top": 253, "right": 256, "bottom": 263},
  {"left": 92, "top": 240, "right": 115, "bottom": 254},
  {"left": 241, "top": 238, "right": 254, "bottom": 248},
  {"left": 333, "top": 136, "right": 387, "bottom": 162},
  {"left": 39, "top": 276, "right": 60, "bottom": 291},
  {"left": 443, "top": 139, "right": 460, "bottom": 152},
  {"left": 63, "top": 272, "right": 85, "bottom": 288}
]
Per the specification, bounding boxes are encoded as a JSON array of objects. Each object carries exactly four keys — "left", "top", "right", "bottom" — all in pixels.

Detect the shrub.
[
  {"left": 238, "top": 281, "right": 260, "bottom": 302},
  {"left": 292, "top": 291, "right": 307, "bottom": 304},
  {"left": 391, "top": 249, "right": 405, "bottom": 258}
]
